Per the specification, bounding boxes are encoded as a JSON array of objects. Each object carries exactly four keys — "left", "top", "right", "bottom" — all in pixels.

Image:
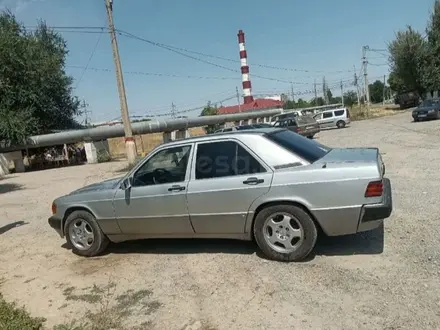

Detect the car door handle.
[
  {"left": 168, "top": 185, "right": 185, "bottom": 192},
  {"left": 243, "top": 177, "right": 264, "bottom": 185}
]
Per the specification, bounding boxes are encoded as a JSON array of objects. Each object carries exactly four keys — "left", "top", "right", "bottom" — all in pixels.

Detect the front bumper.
[
  {"left": 413, "top": 112, "right": 437, "bottom": 120},
  {"left": 357, "top": 178, "right": 392, "bottom": 232},
  {"left": 48, "top": 215, "right": 63, "bottom": 238}
]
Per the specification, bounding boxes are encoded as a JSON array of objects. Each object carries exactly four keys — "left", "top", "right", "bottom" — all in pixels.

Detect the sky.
[{"left": 0, "top": 0, "right": 436, "bottom": 122}]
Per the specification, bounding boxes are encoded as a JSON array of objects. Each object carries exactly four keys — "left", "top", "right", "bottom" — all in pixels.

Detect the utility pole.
[
  {"left": 340, "top": 80, "right": 344, "bottom": 106},
  {"left": 105, "top": 0, "right": 136, "bottom": 164},
  {"left": 314, "top": 79, "right": 318, "bottom": 106},
  {"left": 362, "top": 46, "right": 370, "bottom": 110},
  {"left": 290, "top": 83, "right": 295, "bottom": 102},
  {"left": 382, "top": 75, "right": 386, "bottom": 105},
  {"left": 171, "top": 102, "right": 176, "bottom": 118},
  {"left": 353, "top": 65, "right": 361, "bottom": 105},
  {"left": 236, "top": 86, "right": 241, "bottom": 112}
]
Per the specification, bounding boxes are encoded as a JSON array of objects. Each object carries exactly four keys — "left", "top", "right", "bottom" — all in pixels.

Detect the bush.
[
  {"left": 96, "top": 150, "right": 112, "bottom": 163},
  {"left": 0, "top": 293, "right": 46, "bottom": 330}
]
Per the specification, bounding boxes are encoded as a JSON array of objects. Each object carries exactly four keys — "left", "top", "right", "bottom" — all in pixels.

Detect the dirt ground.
[{"left": 1, "top": 111, "right": 440, "bottom": 330}]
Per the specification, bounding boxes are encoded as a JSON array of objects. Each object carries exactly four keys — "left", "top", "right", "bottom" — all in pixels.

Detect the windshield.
[
  {"left": 421, "top": 99, "right": 439, "bottom": 107},
  {"left": 265, "top": 129, "right": 331, "bottom": 163}
]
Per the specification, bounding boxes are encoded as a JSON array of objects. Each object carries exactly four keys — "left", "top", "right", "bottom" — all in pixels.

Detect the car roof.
[{"left": 162, "top": 127, "right": 283, "bottom": 147}]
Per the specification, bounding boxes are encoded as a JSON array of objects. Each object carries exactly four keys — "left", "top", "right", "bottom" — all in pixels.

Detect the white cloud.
[{"left": 0, "top": 0, "right": 47, "bottom": 13}]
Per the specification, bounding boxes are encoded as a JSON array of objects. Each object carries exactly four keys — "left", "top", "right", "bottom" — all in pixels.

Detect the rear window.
[
  {"left": 296, "top": 116, "right": 316, "bottom": 124},
  {"left": 265, "top": 129, "right": 331, "bottom": 163},
  {"left": 334, "top": 110, "right": 345, "bottom": 116}
]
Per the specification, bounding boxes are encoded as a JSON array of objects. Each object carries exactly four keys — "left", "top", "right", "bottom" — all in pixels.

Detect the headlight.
[{"left": 428, "top": 109, "right": 434, "bottom": 113}]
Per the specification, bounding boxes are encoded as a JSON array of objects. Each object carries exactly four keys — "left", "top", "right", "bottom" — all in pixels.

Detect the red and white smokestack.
[{"left": 238, "top": 29, "right": 254, "bottom": 104}]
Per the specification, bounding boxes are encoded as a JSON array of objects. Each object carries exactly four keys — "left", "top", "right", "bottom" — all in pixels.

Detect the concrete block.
[{"left": 84, "top": 140, "right": 110, "bottom": 164}]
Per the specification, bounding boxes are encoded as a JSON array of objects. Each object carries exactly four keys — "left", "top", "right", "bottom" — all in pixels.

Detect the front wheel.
[
  {"left": 253, "top": 204, "right": 318, "bottom": 262},
  {"left": 64, "top": 210, "right": 109, "bottom": 257},
  {"left": 336, "top": 120, "right": 346, "bottom": 129}
]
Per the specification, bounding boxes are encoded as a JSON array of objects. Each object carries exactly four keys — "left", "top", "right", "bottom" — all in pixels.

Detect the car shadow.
[
  {"left": 63, "top": 224, "right": 384, "bottom": 261},
  {"left": 0, "top": 221, "right": 28, "bottom": 235},
  {"left": 0, "top": 183, "right": 24, "bottom": 194}
]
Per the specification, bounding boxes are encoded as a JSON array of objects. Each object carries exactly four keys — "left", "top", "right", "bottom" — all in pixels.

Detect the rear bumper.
[
  {"left": 48, "top": 215, "right": 63, "bottom": 238},
  {"left": 357, "top": 178, "right": 392, "bottom": 232}
]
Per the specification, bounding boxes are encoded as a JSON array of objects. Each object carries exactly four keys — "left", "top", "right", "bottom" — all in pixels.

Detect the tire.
[
  {"left": 414, "top": 118, "right": 419, "bottom": 122},
  {"left": 64, "top": 210, "right": 109, "bottom": 257},
  {"left": 253, "top": 204, "right": 318, "bottom": 262},
  {"left": 336, "top": 120, "right": 346, "bottom": 129},
  {"left": 307, "top": 135, "right": 314, "bottom": 139}
]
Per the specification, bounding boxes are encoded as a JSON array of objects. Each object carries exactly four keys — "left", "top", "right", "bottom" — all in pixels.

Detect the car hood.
[{"left": 69, "top": 176, "right": 124, "bottom": 195}]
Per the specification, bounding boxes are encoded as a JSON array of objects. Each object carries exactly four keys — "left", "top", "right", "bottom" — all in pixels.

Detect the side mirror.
[{"left": 120, "top": 177, "right": 132, "bottom": 190}]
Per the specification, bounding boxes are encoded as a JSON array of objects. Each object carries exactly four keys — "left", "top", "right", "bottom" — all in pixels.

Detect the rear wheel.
[
  {"left": 336, "top": 120, "right": 346, "bottom": 129},
  {"left": 64, "top": 210, "right": 109, "bottom": 257},
  {"left": 253, "top": 204, "right": 318, "bottom": 262}
]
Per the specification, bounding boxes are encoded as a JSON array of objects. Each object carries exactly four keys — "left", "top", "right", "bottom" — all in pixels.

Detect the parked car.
[
  {"left": 48, "top": 128, "right": 392, "bottom": 262},
  {"left": 313, "top": 107, "right": 351, "bottom": 129},
  {"left": 214, "top": 123, "right": 273, "bottom": 133},
  {"left": 412, "top": 99, "right": 440, "bottom": 121},
  {"left": 273, "top": 115, "right": 320, "bottom": 138}
]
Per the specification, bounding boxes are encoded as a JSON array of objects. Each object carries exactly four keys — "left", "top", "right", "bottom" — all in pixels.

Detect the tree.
[
  {"left": 387, "top": 25, "right": 427, "bottom": 94},
  {"left": 199, "top": 101, "right": 219, "bottom": 134},
  {"left": 283, "top": 100, "right": 295, "bottom": 110},
  {"left": 368, "top": 80, "right": 387, "bottom": 103},
  {"left": 326, "top": 89, "right": 333, "bottom": 104},
  {"left": 310, "top": 97, "right": 325, "bottom": 106},
  {"left": 0, "top": 11, "right": 82, "bottom": 146},
  {"left": 343, "top": 90, "right": 358, "bottom": 107},
  {"left": 424, "top": 0, "right": 440, "bottom": 91}
]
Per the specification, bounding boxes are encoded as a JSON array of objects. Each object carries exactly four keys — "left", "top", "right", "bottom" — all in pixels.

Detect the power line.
[
  {"left": 67, "top": 65, "right": 241, "bottom": 81},
  {"left": 29, "top": 25, "right": 355, "bottom": 76},
  {"left": 74, "top": 29, "right": 104, "bottom": 89},
  {"left": 116, "top": 29, "right": 353, "bottom": 75}
]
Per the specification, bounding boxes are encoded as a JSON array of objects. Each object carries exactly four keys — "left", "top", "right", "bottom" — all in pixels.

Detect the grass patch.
[
  {"left": 350, "top": 104, "right": 402, "bottom": 121},
  {"left": 56, "top": 282, "right": 161, "bottom": 330},
  {"left": 0, "top": 292, "right": 45, "bottom": 330},
  {"left": 0, "top": 279, "right": 161, "bottom": 330}
]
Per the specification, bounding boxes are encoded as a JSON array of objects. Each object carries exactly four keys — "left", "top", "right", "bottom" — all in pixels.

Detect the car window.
[
  {"left": 236, "top": 125, "right": 253, "bottom": 130},
  {"left": 323, "top": 112, "right": 333, "bottom": 118},
  {"left": 265, "top": 130, "right": 331, "bottom": 163},
  {"left": 222, "top": 128, "right": 233, "bottom": 132},
  {"left": 133, "top": 145, "right": 192, "bottom": 187},
  {"left": 195, "top": 141, "right": 266, "bottom": 180},
  {"left": 334, "top": 110, "right": 345, "bottom": 116},
  {"left": 314, "top": 113, "right": 323, "bottom": 120}
]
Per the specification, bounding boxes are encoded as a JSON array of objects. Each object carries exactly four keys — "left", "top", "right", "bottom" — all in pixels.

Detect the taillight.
[
  {"left": 295, "top": 127, "right": 301, "bottom": 132},
  {"left": 51, "top": 202, "right": 57, "bottom": 214},
  {"left": 365, "top": 181, "right": 383, "bottom": 197}
]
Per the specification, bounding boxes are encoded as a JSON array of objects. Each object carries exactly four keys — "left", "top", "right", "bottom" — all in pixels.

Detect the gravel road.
[{"left": 1, "top": 111, "right": 440, "bottom": 330}]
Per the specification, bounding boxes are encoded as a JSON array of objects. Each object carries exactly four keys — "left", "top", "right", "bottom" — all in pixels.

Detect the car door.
[
  {"left": 320, "top": 111, "right": 334, "bottom": 128},
  {"left": 313, "top": 112, "right": 324, "bottom": 126},
  {"left": 113, "top": 144, "right": 194, "bottom": 234},
  {"left": 186, "top": 139, "right": 273, "bottom": 234}
]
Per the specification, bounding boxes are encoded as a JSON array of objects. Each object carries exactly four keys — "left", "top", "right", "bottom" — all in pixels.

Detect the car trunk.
[
  {"left": 295, "top": 116, "right": 320, "bottom": 136},
  {"left": 315, "top": 147, "right": 385, "bottom": 178}
]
